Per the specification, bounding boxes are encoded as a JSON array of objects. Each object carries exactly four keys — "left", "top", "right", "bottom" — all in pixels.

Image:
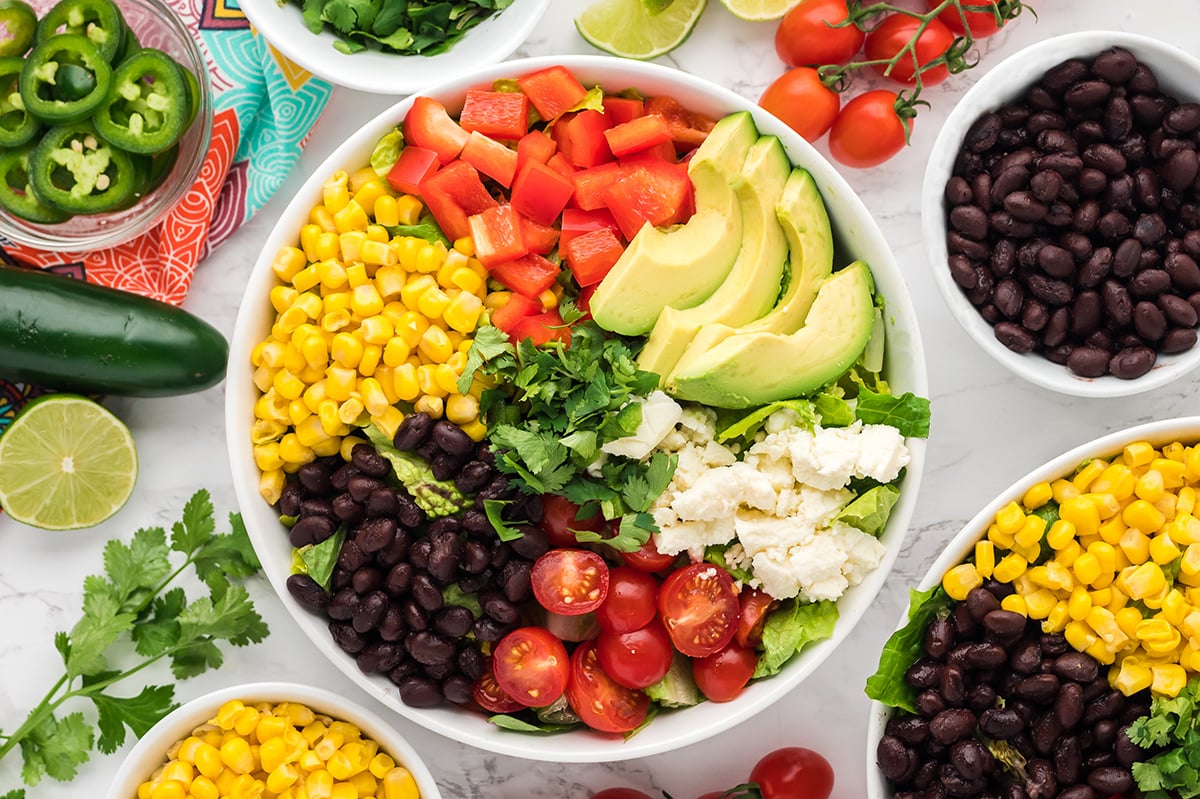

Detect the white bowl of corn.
[
  {"left": 864, "top": 416, "right": 1200, "bottom": 799},
  {"left": 106, "top": 682, "right": 441, "bottom": 799}
]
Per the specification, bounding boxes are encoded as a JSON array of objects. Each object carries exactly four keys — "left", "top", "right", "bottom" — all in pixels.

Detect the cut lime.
[
  {"left": 642, "top": 0, "right": 675, "bottom": 12},
  {"left": 576, "top": 0, "right": 707, "bottom": 60},
  {"left": 0, "top": 396, "right": 138, "bottom": 531},
  {"left": 719, "top": 0, "right": 799, "bottom": 21}
]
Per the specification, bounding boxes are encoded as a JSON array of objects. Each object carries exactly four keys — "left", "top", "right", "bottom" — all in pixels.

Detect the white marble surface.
[{"left": 5, "top": 1, "right": 1200, "bottom": 797}]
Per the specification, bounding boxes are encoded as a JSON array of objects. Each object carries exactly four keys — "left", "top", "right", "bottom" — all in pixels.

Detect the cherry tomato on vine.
[
  {"left": 590, "top": 790, "right": 654, "bottom": 799},
  {"left": 828, "top": 90, "right": 910, "bottom": 169},
  {"left": 566, "top": 640, "right": 651, "bottom": 733},
  {"left": 658, "top": 563, "right": 740, "bottom": 657},
  {"left": 540, "top": 494, "right": 606, "bottom": 548},
  {"left": 864, "top": 14, "right": 955, "bottom": 85},
  {"left": 929, "top": 0, "right": 1005, "bottom": 37},
  {"left": 492, "top": 627, "right": 569, "bottom": 707},
  {"left": 693, "top": 642, "right": 758, "bottom": 702},
  {"left": 531, "top": 549, "right": 610, "bottom": 615},
  {"left": 749, "top": 747, "right": 835, "bottom": 799},
  {"left": 758, "top": 68, "right": 841, "bottom": 143},
  {"left": 596, "top": 619, "right": 674, "bottom": 689},
  {"left": 774, "top": 0, "right": 865, "bottom": 67},
  {"left": 595, "top": 567, "right": 659, "bottom": 634}
]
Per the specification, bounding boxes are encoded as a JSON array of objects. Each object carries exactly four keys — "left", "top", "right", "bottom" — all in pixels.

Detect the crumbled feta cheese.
[
  {"left": 601, "top": 391, "right": 684, "bottom": 460},
  {"left": 653, "top": 517, "right": 734, "bottom": 557}
]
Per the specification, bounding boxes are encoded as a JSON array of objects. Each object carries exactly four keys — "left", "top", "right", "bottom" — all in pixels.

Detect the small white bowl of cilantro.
[{"left": 238, "top": 0, "right": 550, "bottom": 95}]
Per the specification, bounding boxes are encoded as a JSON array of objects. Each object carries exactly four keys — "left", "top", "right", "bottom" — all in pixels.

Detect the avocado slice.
[
  {"left": 670, "top": 167, "right": 835, "bottom": 378},
  {"left": 669, "top": 260, "right": 876, "bottom": 408},
  {"left": 637, "top": 134, "right": 790, "bottom": 380},
  {"left": 588, "top": 111, "right": 759, "bottom": 336}
]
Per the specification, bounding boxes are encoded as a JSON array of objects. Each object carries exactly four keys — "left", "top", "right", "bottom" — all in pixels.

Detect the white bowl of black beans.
[{"left": 923, "top": 31, "right": 1200, "bottom": 397}]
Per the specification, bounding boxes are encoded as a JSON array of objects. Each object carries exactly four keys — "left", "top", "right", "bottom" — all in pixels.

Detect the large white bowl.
[
  {"left": 238, "top": 0, "right": 549, "bottom": 95},
  {"left": 864, "top": 416, "right": 1200, "bottom": 799},
  {"left": 105, "top": 681, "right": 442, "bottom": 799},
  {"left": 227, "top": 54, "right": 929, "bottom": 762},
  {"left": 923, "top": 31, "right": 1200, "bottom": 398}
]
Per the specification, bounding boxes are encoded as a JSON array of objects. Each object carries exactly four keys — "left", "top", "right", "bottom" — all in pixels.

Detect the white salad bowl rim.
[
  {"left": 227, "top": 53, "right": 929, "bottom": 762},
  {"left": 922, "top": 31, "right": 1200, "bottom": 398},
  {"left": 864, "top": 415, "right": 1200, "bottom": 798}
]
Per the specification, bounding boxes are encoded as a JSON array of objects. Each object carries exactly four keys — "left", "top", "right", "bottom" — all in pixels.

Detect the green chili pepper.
[
  {"left": 0, "top": 56, "right": 39, "bottom": 147},
  {"left": 0, "top": 0, "right": 36, "bottom": 58},
  {"left": 19, "top": 33, "right": 113, "bottom": 123},
  {"left": 28, "top": 122, "right": 135, "bottom": 213},
  {"left": 36, "top": 0, "right": 127, "bottom": 64},
  {"left": 93, "top": 48, "right": 190, "bottom": 155},
  {"left": 0, "top": 142, "right": 72, "bottom": 224}
]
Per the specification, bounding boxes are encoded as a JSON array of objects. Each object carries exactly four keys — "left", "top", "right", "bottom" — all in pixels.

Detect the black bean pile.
[
  {"left": 279, "top": 413, "right": 548, "bottom": 709},
  {"left": 945, "top": 46, "right": 1200, "bottom": 379},
  {"left": 877, "top": 584, "right": 1147, "bottom": 799}
]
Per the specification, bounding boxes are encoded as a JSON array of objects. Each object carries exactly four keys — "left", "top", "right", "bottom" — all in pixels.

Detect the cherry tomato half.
[
  {"left": 759, "top": 68, "right": 841, "bottom": 143},
  {"left": 774, "top": 0, "right": 865, "bottom": 67},
  {"left": 749, "top": 747, "right": 835, "bottom": 799},
  {"left": 566, "top": 640, "right": 651, "bottom": 733},
  {"left": 596, "top": 618, "right": 674, "bottom": 689},
  {"left": 828, "top": 90, "right": 909, "bottom": 169},
  {"left": 657, "top": 563, "right": 740, "bottom": 657},
  {"left": 590, "top": 790, "right": 654, "bottom": 799},
  {"left": 864, "top": 14, "right": 955, "bottom": 86},
  {"left": 532, "top": 549, "right": 610, "bottom": 615},
  {"left": 929, "top": 0, "right": 1005, "bottom": 37},
  {"left": 693, "top": 642, "right": 758, "bottom": 702},
  {"left": 471, "top": 668, "right": 525, "bottom": 713},
  {"left": 492, "top": 626, "right": 569, "bottom": 708},
  {"left": 596, "top": 567, "right": 659, "bottom": 634},
  {"left": 540, "top": 494, "right": 606, "bottom": 548},
  {"left": 620, "top": 539, "right": 678, "bottom": 573},
  {"left": 735, "top": 588, "right": 776, "bottom": 648}
]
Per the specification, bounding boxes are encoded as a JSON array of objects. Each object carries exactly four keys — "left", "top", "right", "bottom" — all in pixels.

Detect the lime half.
[
  {"left": 0, "top": 396, "right": 138, "bottom": 531},
  {"left": 576, "top": 0, "right": 707, "bottom": 60},
  {"left": 719, "top": 0, "right": 799, "bottom": 21}
]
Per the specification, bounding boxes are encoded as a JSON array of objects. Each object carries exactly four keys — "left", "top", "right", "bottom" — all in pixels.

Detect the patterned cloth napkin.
[{"left": 0, "top": 0, "right": 333, "bottom": 436}]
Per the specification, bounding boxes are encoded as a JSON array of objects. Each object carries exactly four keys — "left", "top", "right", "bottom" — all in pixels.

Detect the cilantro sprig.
[
  {"left": 0, "top": 491, "right": 268, "bottom": 794},
  {"left": 1128, "top": 676, "right": 1200, "bottom": 798}
]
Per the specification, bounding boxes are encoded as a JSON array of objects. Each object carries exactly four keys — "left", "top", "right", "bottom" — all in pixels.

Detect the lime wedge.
[
  {"left": 719, "top": 0, "right": 799, "bottom": 21},
  {"left": 0, "top": 396, "right": 138, "bottom": 530},
  {"left": 577, "top": 0, "right": 707, "bottom": 60},
  {"left": 642, "top": 0, "right": 675, "bottom": 12}
]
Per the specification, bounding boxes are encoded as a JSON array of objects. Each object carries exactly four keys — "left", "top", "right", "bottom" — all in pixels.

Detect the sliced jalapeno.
[
  {"left": 19, "top": 33, "right": 113, "bottom": 123},
  {"left": 28, "top": 123, "right": 135, "bottom": 213},
  {"left": 0, "top": 56, "right": 39, "bottom": 147},
  {"left": 36, "top": 0, "right": 127, "bottom": 64},
  {"left": 116, "top": 19, "right": 138, "bottom": 63},
  {"left": 93, "top": 48, "right": 189, "bottom": 155},
  {"left": 0, "top": 142, "right": 72, "bottom": 224},
  {"left": 0, "top": 0, "right": 37, "bottom": 58}
]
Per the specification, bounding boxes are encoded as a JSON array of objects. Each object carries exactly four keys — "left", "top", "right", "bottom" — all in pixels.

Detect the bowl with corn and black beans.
[{"left": 865, "top": 416, "right": 1200, "bottom": 799}]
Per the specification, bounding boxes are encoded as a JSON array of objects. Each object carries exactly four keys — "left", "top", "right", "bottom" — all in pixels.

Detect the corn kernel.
[
  {"left": 1015, "top": 515, "right": 1047, "bottom": 548},
  {"left": 1001, "top": 593, "right": 1027, "bottom": 615},
  {"left": 1061, "top": 495, "right": 1101, "bottom": 537},
  {"left": 1052, "top": 478, "right": 1082, "bottom": 504},
  {"left": 1073, "top": 458, "right": 1108, "bottom": 491},
  {"left": 1021, "top": 481, "right": 1053, "bottom": 509},
  {"left": 1067, "top": 587, "right": 1092, "bottom": 620},
  {"left": 1064, "top": 620, "right": 1099, "bottom": 651},
  {"left": 995, "top": 502, "right": 1025, "bottom": 535},
  {"left": 1125, "top": 498, "right": 1167, "bottom": 533},
  {"left": 415, "top": 243, "right": 445, "bottom": 273},
  {"left": 993, "top": 553, "right": 1028, "bottom": 583},
  {"left": 1043, "top": 602, "right": 1070, "bottom": 633},
  {"left": 460, "top": 418, "right": 488, "bottom": 442},
  {"left": 362, "top": 239, "right": 398, "bottom": 267},
  {"left": 1125, "top": 561, "right": 1167, "bottom": 599},
  {"left": 1150, "top": 533, "right": 1182, "bottom": 564},
  {"left": 1168, "top": 514, "right": 1200, "bottom": 546},
  {"left": 414, "top": 394, "right": 444, "bottom": 419},
  {"left": 1124, "top": 441, "right": 1156, "bottom": 467},
  {"left": 395, "top": 195, "right": 423, "bottom": 225},
  {"left": 395, "top": 311, "right": 430, "bottom": 347},
  {"left": 1025, "top": 588, "right": 1059, "bottom": 619},
  {"left": 382, "top": 767, "right": 419, "bottom": 799},
  {"left": 1113, "top": 657, "right": 1154, "bottom": 694},
  {"left": 352, "top": 284, "right": 385, "bottom": 317},
  {"left": 1046, "top": 519, "right": 1076, "bottom": 550}
]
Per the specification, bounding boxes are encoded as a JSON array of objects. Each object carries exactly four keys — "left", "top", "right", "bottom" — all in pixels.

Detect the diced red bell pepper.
[
  {"left": 489, "top": 252, "right": 560, "bottom": 299},
  {"left": 490, "top": 292, "right": 541, "bottom": 333},
  {"left": 468, "top": 204, "right": 528, "bottom": 268},
  {"left": 645, "top": 95, "right": 717, "bottom": 150},
  {"left": 602, "top": 95, "right": 645, "bottom": 126},
  {"left": 576, "top": 284, "right": 597, "bottom": 318},
  {"left": 460, "top": 131, "right": 519, "bottom": 188},
  {"left": 603, "top": 114, "right": 673, "bottom": 158},
  {"left": 603, "top": 161, "right": 694, "bottom": 241},
  {"left": 510, "top": 309, "right": 570, "bottom": 346},
  {"left": 403, "top": 96, "right": 470, "bottom": 163},
  {"left": 563, "top": 226, "right": 625, "bottom": 287},
  {"left": 386, "top": 146, "right": 440, "bottom": 195},
  {"left": 516, "top": 130, "right": 556, "bottom": 174},
  {"left": 619, "top": 140, "right": 678, "bottom": 164},
  {"left": 547, "top": 153, "right": 578, "bottom": 177},
  {"left": 559, "top": 207, "right": 620, "bottom": 248},
  {"left": 459, "top": 90, "right": 529, "bottom": 141},
  {"left": 571, "top": 162, "right": 626, "bottom": 211},
  {"left": 520, "top": 215, "right": 560, "bottom": 255},
  {"left": 553, "top": 110, "right": 614, "bottom": 169},
  {"left": 517, "top": 66, "right": 588, "bottom": 121},
  {"left": 510, "top": 161, "right": 574, "bottom": 226},
  {"left": 418, "top": 161, "right": 498, "bottom": 241}
]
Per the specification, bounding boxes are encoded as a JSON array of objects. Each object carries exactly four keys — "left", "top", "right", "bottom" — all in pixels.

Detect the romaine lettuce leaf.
[
  {"left": 753, "top": 599, "right": 838, "bottom": 679},
  {"left": 833, "top": 484, "right": 901, "bottom": 537},
  {"left": 865, "top": 585, "right": 952, "bottom": 712}
]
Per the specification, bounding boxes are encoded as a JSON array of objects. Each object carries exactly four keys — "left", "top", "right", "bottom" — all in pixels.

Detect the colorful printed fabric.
[{"left": 0, "top": 1, "right": 333, "bottom": 437}]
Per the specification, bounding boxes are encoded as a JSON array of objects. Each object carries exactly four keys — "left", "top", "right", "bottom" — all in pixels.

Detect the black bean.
[
  {"left": 1131, "top": 267, "right": 1172, "bottom": 298},
  {"left": 1055, "top": 735, "right": 1083, "bottom": 785},
  {"left": 422, "top": 660, "right": 455, "bottom": 681},
  {"left": 940, "top": 663, "right": 966, "bottom": 706},
  {"left": 1055, "top": 681, "right": 1085, "bottom": 728},
  {"left": 407, "top": 630, "right": 455, "bottom": 665},
  {"left": 432, "top": 605, "right": 474, "bottom": 638},
  {"left": 929, "top": 708, "right": 977, "bottom": 744},
  {"left": 1072, "top": 291, "right": 1104, "bottom": 337},
  {"left": 427, "top": 531, "right": 463, "bottom": 584},
  {"left": 1133, "top": 301, "right": 1167, "bottom": 340},
  {"left": 1037, "top": 152, "right": 1084, "bottom": 179},
  {"left": 351, "top": 567, "right": 383, "bottom": 594},
  {"left": 1054, "top": 652, "right": 1100, "bottom": 683},
  {"left": 1045, "top": 59, "right": 1091, "bottom": 94},
  {"left": 1032, "top": 712, "right": 1063, "bottom": 754},
  {"left": 1027, "top": 758, "right": 1058, "bottom": 799},
  {"left": 1087, "top": 766, "right": 1133, "bottom": 794},
  {"left": 967, "top": 684, "right": 998, "bottom": 713},
  {"left": 1022, "top": 299, "right": 1050, "bottom": 331},
  {"left": 1027, "top": 273, "right": 1074, "bottom": 305},
  {"left": 923, "top": 617, "right": 955, "bottom": 659},
  {"left": 950, "top": 738, "right": 991, "bottom": 781},
  {"left": 411, "top": 573, "right": 444, "bottom": 612},
  {"left": 393, "top": 412, "right": 433, "bottom": 451},
  {"left": 1010, "top": 641, "right": 1042, "bottom": 675},
  {"left": 1098, "top": 210, "right": 1132, "bottom": 239},
  {"left": 286, "top": 573, "right": 330, "bottom": 610},
  {"left": 1163, "top": 147, "right": 1200, "bottom": 192},
  {"left": 1092, "top": 47, "right": 1138, "bottom": 84},
  {"left": 1082, "top": 143, "right": 1126, "bottom": 176},
  {"left": 456, "top": 646, "right": 485, "bottom": 681},
  {"left": 1074, "top": 199, "right": 1101, "bottom": 232},
  {"left": 1112, "top": 238, "right": 1142, "bottom": 278},
  {"left": 347, "top": 475, "right": 383, "bottom": 503},
  {"left": 1160, "top": 293, "right": 1200, "bottom": 327},
  {"left": 357, "top": 642, "right": 403, "bottom": 674},
  {"left": 953, "top": 603, "right": 979, "bottom": 637},
  {"left": 289, "top": 515, "right": 336, "bottom": 548},
  {"left": 878, "top": 735, "right": 914, "bottom": 781},
  {"left": 972, "top": 172, "right": 994, "bottom": 207},
  {"left": 946, "top": 176, "right": 974, "bottom": 204},
  {"left": 1029, "top": 170, "right": 1063, "bottom": 203},
  {"left": 1134, "top": 212, "right": 1168, "bottom": 246},
  {"left": 409, "top": 538, "right": 431, "bottom": 570},
  {"left": 1165, "top": 251, "right": 1200, "bottom": 292},
  {"left": 481, "top": 591, "right": 519, "bottom": 624},
  {"left": 362, "top": 487, "right": 398, "bottom": 519},
  {"left": 330, "top": 463, "right": 359, "bottom": 492},
  {"left": 1067, "top": 346, "right": 1110, "bottom": 377},
  {"left": 456, "top": 569, "right": 490, "bottom": 594},
  {"left": 1103, "top": 96, "right": 1133, "bottom": 141},
  {"left": 352, "top": 517, "right": 393, "bottom": 553},
  {"left": 328, "top": 493, "right": 361, "bottom": 524},
  {"left": 1077, "top": 167, "right": 1107, "bottom": 196},
  {"left": 891, "top": 716, "right": 932, "bottom": 746},
  {"left": 431, "top": 420, "right": 473, "bottom": 456},
  {"left": 1038, "top": 244, "right": 1075, "bottom": 278},
  {"left": 1084, "top": 691, "right": 1125, "bottom": 724},
  {"left": 353, "top": 590, "right": 389, "bottom": 633},
  {"left": 980, "top": 707, "right": 1024, "bottom": 739},
  {"left": 397, "top": 676, "right": 443, "bottom": 708},
  {"left": 377, "top": 528, "right": 411, "bottom": 568},
  {"left": 349, "top": 444, "right": 389, "bottom": 477},
  {"left": 499, "top": 558, "right": 533, "bottom": 603},
  {"left": 402, "top": 599, "right": 428, "bottom": 632},
  {"left": 472, "top": 615, "right": 510, "bottom": 643},
  {"left": 279, "top": 482, "right": 304, "bottom": 517},
  {"left": 1163, "top": 326, "right": 1199, "bottom": 352},
  {"left": 992, "top": 239, "right": 1019, "bottom": 277},
  {"left": 949, "top": 255, "right": 979, "bottom": 290},
  {"left": 328, "top": 589, "right": 359, "bottom": 621},
  {"left": 297, "top": 461, "right": 335, "bottom": 494},
  {"left": 329, "top": 621, "right": 367, "bottom": 654},
  {"left": 949, "top": 205, "right": 989, "bottom": 240}
]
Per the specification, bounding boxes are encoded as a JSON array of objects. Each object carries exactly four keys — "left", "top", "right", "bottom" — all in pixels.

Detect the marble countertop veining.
[{"left": 5, "top": 1, "right": 1200, "bottom": 796}]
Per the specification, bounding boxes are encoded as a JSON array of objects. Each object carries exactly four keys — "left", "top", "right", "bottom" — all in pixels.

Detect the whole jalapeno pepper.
[
  {"left": 0, "top": 143, "right": 72, "bottom": 224},
  {"left": 0, "top": 0, "right": 37, "bottom": 57},
  {"left": 0, "top": 56, "right": 40, "bottom": 147},
  {"left": 19, "top": 33, "right": 113, "bottom": 123},
  {"left": 28, "top": 123, "right": 136, "bottom": 213},
  {"left": 93, "top": 48, "right": 192, "bottom": 155},
  {"left": 35, "top": 0, "right": 127, "bottom": 64}
]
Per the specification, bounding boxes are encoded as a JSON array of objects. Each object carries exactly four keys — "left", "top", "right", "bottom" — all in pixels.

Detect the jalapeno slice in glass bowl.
[
  {"left": 35, "top": 0, "right": 127, "bottom": 64},
  {"left": 28, "top": 122, "right": 136, "bottom": 213},
  {"left": 0, "top": 56, "right": 39, "bottom": 147},
  {"left": 93, "top": 47, "right": 189, "bottom": 154},
  {"left": 19, "top": 33, "right": 113, "bottom": 123},
  {"left": 0, "top": 0, "right": 37, "bottom": 57},
  {"left": 0, "top": 143, "right": 71, "bottom": 223}
]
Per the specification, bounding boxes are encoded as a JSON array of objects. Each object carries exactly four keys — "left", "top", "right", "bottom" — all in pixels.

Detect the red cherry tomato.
[
  {"left": 596, "top": 618, "right": 674, "bottom": 689},
  {"left": 864, "top": 14, "right": 955, "bottom": 85},
  {"left": 692, "top": 642, "right": 758, "bottom": 702},
  {"left": 735, "top": 588, "right": 776, "bottom": 648},
  {"left": 774, "top": 0, "right": 865, "bottom": 67},
  {"left": 828, "top": 90, "right": 909, "bottom": 169},
  {"left": 749, "top": 747, "right": 836, "bottom": 799},
  {"left": 540, "top": 494, "right": 606, "bottom": 548},
  {"left": 758, "top": 68, "right": 841, "bottom": 143},
  {"left": 531, "top": 549, "right": 610, "bottom": 615},
  {"left": 596, "top": 567, "right": 659, "bottom": 634},
  {"left": 929, "top": 0, "right": 1005, "bottom": 37},
  {"left": 657, "top": 563, "right": 740, "bottom": 657},
  {"left": 566, "top": 640, "right": 651, "bottom": 733},
  {"left": 492, "top": 626, "right": 570, "bottom": 708},
  {"left": 590, "top": 790, "right": 654, "bottom": 799},
  {"left": 471, "top": 668, "right": 525, "bottom": 713},
  {"left": 620, "top": 539, "right": 678, "bottom": 573}
]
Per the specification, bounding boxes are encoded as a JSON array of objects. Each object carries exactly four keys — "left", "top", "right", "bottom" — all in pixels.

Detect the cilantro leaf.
[
  {"left": 457, "top": 325, "right": 515, "bottom": 394},
  {"left": 573, "top": 512, "right": 654, "bottom": 553},
  {"left": 91, "top": 685, "right": 177, "bottom": 754},
  {"left": 483, "top": 499, "right": 526, "bottom": 542},
  {"left": 170, "top": 489, "right": 216, "bottom": 555},
  {"left": 65, "top": 589, "right": 136, "bottom": 679},
  {"left": 104, "top": 527, "right": 171, "bottom": 610},
  {"left": 2, "top": 789, "right": 26, "bottom": 799},
  {"left": 487, "top": 714, "right": 577, "bottom": 734},
  {"left": 131, "top": 588, "right": 186, "bottom": 657},
  {"left": 18, "top": 713, "right": 93, "bottom": 785},
  {"left": 854, "top": 388, "right": 931, "bottom": 438}
]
